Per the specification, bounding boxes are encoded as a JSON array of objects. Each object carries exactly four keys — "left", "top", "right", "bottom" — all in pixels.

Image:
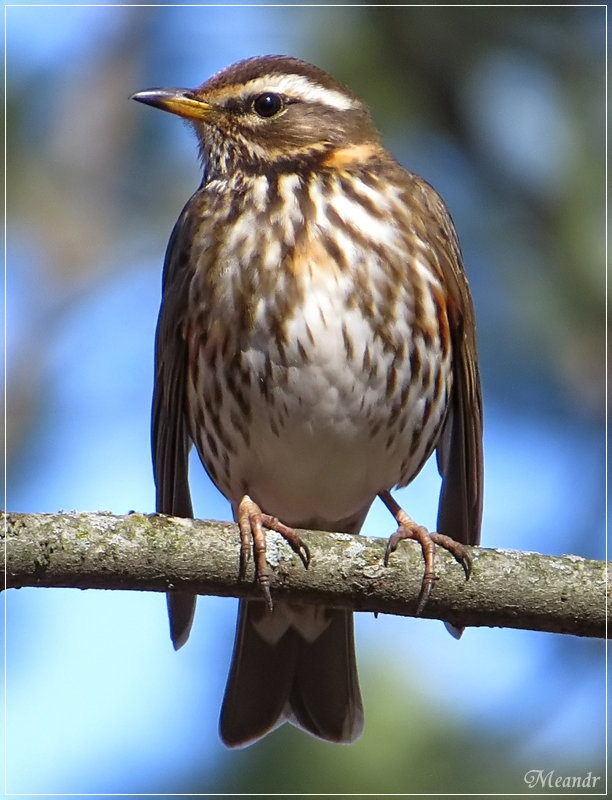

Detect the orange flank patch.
[{"left": 321, "top": 142, "right": 382, "bottom": 170}]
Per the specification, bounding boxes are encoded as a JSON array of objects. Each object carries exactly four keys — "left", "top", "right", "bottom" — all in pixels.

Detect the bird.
[{"left": 132, "top": 54, "right": 483, "bottom": 748}]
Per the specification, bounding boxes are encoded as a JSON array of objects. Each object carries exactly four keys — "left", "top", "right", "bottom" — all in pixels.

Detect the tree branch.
[{"left": 2, "top": 511, "right": 607, "bottom": 638}]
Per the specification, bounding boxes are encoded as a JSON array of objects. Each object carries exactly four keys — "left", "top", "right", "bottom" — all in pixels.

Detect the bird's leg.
[
  {"left": 237, "top": 494, "right": 311, "bottom": 612},
  {"left": 379, "top": 490, "right": 471, "bottom": 615}
]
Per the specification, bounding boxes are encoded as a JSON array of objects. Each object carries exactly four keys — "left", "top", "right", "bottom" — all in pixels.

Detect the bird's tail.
[{"left": 220, "top": 600, "right": 363, "bottom": 747}]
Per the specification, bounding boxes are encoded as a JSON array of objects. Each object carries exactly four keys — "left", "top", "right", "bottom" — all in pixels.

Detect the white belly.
[{"left": 189, "top": 261, "right": 450, "bottom": 530}]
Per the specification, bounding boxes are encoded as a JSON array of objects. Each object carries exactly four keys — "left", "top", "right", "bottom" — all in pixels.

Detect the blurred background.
[{"left": 4, "top": 3, "right": 606, "bottom": 795}]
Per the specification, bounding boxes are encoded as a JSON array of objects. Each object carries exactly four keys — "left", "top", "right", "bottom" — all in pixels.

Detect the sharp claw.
[
  {"left": 383, "top": 535, "right": 398, "bottom": 567},
  {"left": 260, "top": 576, "right": 273, "bottom": 613},
  {"left": 239, "top": 544, "right": 248, "bottom": 580},
  {"left": 414, "top": 571, "right": 437, "bottom": 616}
]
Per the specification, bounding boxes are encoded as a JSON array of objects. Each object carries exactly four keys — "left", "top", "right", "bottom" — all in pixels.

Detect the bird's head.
[{"left": 132, "top": 55, "right": 382, "bottom": 177}]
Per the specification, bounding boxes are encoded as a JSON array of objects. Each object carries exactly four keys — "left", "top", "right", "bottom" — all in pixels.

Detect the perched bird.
[{"left": 132, "top": 54, "right": 483, "bottom": 748}]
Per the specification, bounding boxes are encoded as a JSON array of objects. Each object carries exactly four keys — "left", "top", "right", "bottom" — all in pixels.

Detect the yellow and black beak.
[{"left": 131, "top": 88, "right": 213, "bottom": 121}]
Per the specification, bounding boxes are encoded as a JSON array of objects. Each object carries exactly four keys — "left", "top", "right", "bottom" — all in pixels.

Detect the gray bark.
[{"left": 2, "top": 510, "right": 607, "bottom": 638}]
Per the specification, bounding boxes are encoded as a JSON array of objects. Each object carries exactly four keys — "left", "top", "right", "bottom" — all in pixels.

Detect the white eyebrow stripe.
[{"left": 228, "top": 73, "right": 358, "bottom": 111}]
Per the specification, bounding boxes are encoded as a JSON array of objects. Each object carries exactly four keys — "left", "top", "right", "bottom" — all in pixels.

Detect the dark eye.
[{"left": 252, "top": 93, "right": 284, "bottom": 118}]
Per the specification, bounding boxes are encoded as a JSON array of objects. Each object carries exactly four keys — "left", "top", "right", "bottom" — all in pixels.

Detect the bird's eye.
[{"left": 252, "top": 93, "right": 284, "bottom": 118}]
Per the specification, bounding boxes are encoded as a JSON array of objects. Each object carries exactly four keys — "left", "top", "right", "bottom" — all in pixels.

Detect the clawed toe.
[
  {"left": 260, "top": 513, "right": 311, "bottom": 569},
  {"left": 429, "top": 532, "right": 472, "bottom": 580},
  {"left": 379, "top": 489, "right": 471, "bottom": 616},
  {"left": 237, "top": 495, "right": 310, "bottom": 611}
]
